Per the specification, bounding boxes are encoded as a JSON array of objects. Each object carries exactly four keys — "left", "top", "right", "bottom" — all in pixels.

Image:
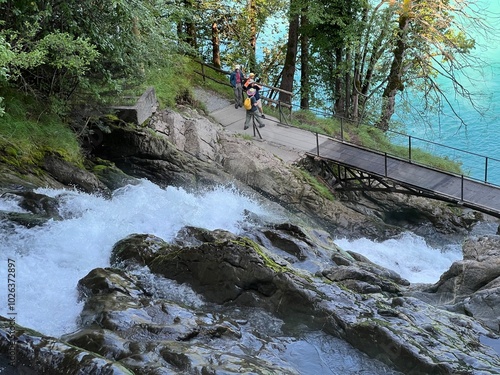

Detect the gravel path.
[{"left": 194, "top": 87, "right": 232, "bottom": 113}]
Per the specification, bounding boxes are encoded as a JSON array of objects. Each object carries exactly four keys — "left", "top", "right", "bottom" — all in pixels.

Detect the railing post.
[
  {"left": 485, "top": 157, "right": 489, "bottom": 183},
  {"left": 461, "top": 175, "right": 464, "bottom": 201},
  {"left": 385, "top": 153, "right": 388, "bottom": 177},
  {"left": 408, "top": 136, "right": 412, "bottom": 163},
  {"left": 341, "top": 118, "right": 344, "bottom": 141},
  {"left": 316, "top": 133, "right": 319, "bottom": 156},
  {"left": 201, "top": 62, "right": 205, "bottom": 82}
]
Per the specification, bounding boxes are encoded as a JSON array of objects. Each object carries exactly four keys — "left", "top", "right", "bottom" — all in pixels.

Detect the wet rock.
[
  {"left": 111, "top": 233, "right": 168, "bottom": 267},
  {"left": 260, "top": 228, "right": 309, "bottom": 260},
  {"left": 91, "top": 159, "right": 139, "bottom": 191},
  {"left": 173, "top": 226, "right": 233, "bottom": 246},
  {"left": 43, "top": 153, "right": 109, "bottom": 195},
  {"left": 107, "top": 226, "right": 500, "bottom": 373},
  {"left": 1, "top": 191, "right": 61, "bottom": 219},
  {"left": 148, "top": 232, "right": 307, "bottom": 308},
  {"left": 0, "top": 190, "right": 63, "bottom": 227},
  {"left": 0, "top": 211, "right": 52, "bottom": 227},
  {"left": 68, "top": 267, "right": 304, "bottom": 374},
  {"left": 0, "top": 316, "right": 132, "bottom": 375},
  {"left": 417, "top": 235, "right": 500, "bottom": 332},
  {"left": 62, "top": 329, "right": 131, "bottom": 361},
  {"left": 323, "top": 266, "right": 402, "bottom": 294},
  {"left": 139, "top": 228, "right": 500, "bottom": 373}
]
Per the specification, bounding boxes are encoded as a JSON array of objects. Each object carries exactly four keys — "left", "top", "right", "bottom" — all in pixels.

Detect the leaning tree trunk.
[
  {"left": 279, "top": 10, "right": 299, "bottom": 106},
  {"left": 377, "top": 11, "right": 410, "bottom": 131},
  {"left": 299, "top": 9, "right": 310, "bottom": 110}
]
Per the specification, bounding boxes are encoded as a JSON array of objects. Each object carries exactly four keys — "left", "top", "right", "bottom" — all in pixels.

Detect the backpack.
[
  {"left": 242, "top": 77, "right": 250, "bottom": 91},
  {"left": 243, "top": 97, "right": 252, "bottom": 110}
]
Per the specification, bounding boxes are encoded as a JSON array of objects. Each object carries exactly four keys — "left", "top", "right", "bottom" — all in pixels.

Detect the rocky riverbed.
[{"left": 1, "top": 89, "right": 500, "bottom": 374}]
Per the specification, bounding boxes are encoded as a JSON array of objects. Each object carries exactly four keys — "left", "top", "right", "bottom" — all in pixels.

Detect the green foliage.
[
  {"left": 0, "top": 35, "right": 14, "bottom": 80},
  {"left": 0, "top": 88, "right": 82, "bottom": 167},
  {"left": 295, "top": 168, "right": 335, "bottom": 202},
  {"left": 9, "top": 30, "right": 99, "bottom": 104},
  {"left": 145, "top": 56, "right": 194, "bottom": 108},
  {"left": 290, "top": 110, "right": 343, "bottom": 136},
  {"left": 188, "top": 60, "right": 233, "bottom": 100},
  {"left": 36, "top": 32, "right": 99, "bottom": 74},
  {"left": 0, "top": 35, "right": 15, "bottom": 116},
  {"left": 94, "top": 54, "right": 196, "bottom": 109},
  {"left": 0, "top": 0, "right": 187, "bottom": 112},
  {"left": 0, "top": 0, "right": 475, "bottom": 182},
  {"left": 191, "top": 0, "right": 287, "bottom": 71}
]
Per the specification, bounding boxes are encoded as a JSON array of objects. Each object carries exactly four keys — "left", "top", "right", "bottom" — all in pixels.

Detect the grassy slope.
[{"left": 0, "top": 56, "right": 462, "bottom": 182}]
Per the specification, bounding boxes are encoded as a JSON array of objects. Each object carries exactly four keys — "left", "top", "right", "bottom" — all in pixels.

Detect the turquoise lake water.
[
  {"left": 258, "top": 1, "right": 500, "bottom": 184},
  {"left": 393, "top": 1, "right": 500, "bottom": 184}
]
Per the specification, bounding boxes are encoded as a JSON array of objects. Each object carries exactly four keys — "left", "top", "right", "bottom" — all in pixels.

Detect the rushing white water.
[
  {"left": 335, "top": 232, "right": 463, "bottom": 284},
  {"left": 0, "top": 179, "right": 478, "bottom": 342},
  {"left": 0, "top": 180, "right": 279, "bottom": 338}
]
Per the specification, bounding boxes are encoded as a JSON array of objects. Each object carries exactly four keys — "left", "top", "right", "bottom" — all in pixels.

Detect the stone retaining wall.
[{"left": 111, "top": 87, "right": 158, "bottom": 125}]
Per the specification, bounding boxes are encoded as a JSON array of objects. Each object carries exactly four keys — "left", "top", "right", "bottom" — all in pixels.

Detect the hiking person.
[
  {"left": 229, "top": 65, "right": 245, "bottom": 108},
  {"left": 244, "top": 88, "right": 265, "bottom": 130},
  {"left": 244, "top": 73, "right": 265, "bottom": 118}
]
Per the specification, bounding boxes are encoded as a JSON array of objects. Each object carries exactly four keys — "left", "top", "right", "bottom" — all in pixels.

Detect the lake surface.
[{"left": 393, "top": 0, "right": 500, "bottom": 184}]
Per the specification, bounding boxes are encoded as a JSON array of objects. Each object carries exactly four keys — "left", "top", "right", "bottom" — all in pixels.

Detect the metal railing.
[
  {"left": 194, "top": 61, "right": 500, "bottom": 187},
  {"left": 308, "top": 132, "right": 500, "bottom": 217},
  {"left": 194, "top": 61, "right": 293, "bottom": 123}
]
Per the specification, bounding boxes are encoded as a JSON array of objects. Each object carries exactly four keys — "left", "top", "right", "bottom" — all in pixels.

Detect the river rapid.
[{"left": 0, "top": 180, "right": 411, "bottom": 374}]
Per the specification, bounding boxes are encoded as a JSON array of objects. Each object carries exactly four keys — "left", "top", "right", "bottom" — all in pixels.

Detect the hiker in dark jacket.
[
  {"left": 244, "top": 88, "right": 265, "bottom": 130},
  {"left": 229, "top": 65, "right": 245, "bottom": 109}
]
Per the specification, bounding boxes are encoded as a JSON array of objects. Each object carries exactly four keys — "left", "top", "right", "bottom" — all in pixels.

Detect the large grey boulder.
[{"left": 106, "top": 228, "right": 500, "bottom": 374}]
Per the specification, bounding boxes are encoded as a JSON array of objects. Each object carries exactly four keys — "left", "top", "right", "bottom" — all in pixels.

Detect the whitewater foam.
[
  {"left": 334, "top": 232, "right": 462, "bottom": 284},
  {"left": 0, "top": 180, "right": 278, "bottom": 337}
]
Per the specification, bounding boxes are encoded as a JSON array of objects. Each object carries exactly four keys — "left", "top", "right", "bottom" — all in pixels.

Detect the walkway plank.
[{"left": 317, "top": 140, "right": 500, "bottom": 217}]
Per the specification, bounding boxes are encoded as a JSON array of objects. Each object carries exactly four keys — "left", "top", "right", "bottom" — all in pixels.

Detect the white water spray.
[
  {"left": 335, "top": 232, "right": 462, "bottom": 284},
  {"left": 1, "top": 179, "right": 467, "bottom": 339},
  {"left": 0, "top": 180, "right": 277, "bottom": 337}
]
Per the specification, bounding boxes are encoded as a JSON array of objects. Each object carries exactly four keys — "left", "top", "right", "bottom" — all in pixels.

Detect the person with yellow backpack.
[
  {"left": 243, "top": 88, "right": 265, "bottom": 130},
  {"left": 243, "top": 73, "right": 265, "bottom": 118}
]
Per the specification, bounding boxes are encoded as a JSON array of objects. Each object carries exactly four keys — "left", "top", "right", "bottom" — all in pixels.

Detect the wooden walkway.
[
  {"left": 312, "top": 139, "right": 500, "bottom": 218},
  {"left": 206, "top": 100, "right": 500, "bottom": 218}
]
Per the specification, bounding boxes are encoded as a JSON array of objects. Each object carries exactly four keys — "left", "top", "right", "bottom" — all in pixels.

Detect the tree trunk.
[
  {"left": 345, "top": 49, "right": 352, "bottom": 118},
  {"left": 211, "top": 21, "right": 221, "bottom": 68},
  {"left": 185, "top": 0, "right": 197, "bottom": 49},
  {"left": 377, "top": 11, "right": 410, "bottom": 131},
  {"left": 299, "top": 8, "right": 309, "bottom": 110},
  {"left": 333, "top": 48, "right": 345, "bottom": 117},
  {"left": 280, "top": 5, "right": 299, "bottom": 106},
  {"left": 352, "top": 54, "right": 360, "bottom": 123},
  {"left": 248, "top": 0, "right": 258, "bottom": 72}
]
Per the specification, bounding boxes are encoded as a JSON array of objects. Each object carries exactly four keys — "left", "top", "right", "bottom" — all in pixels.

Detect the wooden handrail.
[{"left": 194, "top": 61, "right": 293, "bottom": 97}]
